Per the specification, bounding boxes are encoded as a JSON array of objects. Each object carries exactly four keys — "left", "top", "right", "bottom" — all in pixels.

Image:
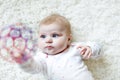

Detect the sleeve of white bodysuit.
[
  {"left": 85, "top": 41, "right": 102, "bottom": 59},
  {"left": 71, "top": 41, "right": 102, "bottom": 59},
  {"left": 18, "top": 52, "right": 48, "bottom": 78}
]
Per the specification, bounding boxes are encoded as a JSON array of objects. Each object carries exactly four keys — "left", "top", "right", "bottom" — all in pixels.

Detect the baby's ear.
[{"left": 68, "top": 34, "right": 72, "bottom": 42}]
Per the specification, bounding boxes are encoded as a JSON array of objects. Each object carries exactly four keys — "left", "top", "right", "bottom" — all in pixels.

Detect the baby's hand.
[
  {"left": 10, "top": 48, "right": 32, "bottom": 64},
  {"left": 77, "top": 46, "right": 92, "bottom": 59}
]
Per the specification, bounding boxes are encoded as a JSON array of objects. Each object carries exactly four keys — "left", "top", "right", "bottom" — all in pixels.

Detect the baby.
[{"left": 12, "top": 14, "right": 101, "bottom": 80}]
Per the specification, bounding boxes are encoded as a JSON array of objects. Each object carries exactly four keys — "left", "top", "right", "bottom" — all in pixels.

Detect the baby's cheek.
[
  {"left": 57, "top": 42, "right": 67, "bottom": 49},
  {"left": 38, "top": 42, "right": 44, "bottom": 49},
  {"left": 55, "top": 40, "right": 63, "bottom": 45}
]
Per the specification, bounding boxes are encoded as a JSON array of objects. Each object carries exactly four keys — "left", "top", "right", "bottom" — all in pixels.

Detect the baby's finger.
[
  {"left": 87, "top": 52, "right": 92, "bottom": 59},
  {"left": 11, "top": 53, "right": 31, "bottom": 64},
  {"left": 80, "top": 48, "right": 87, "bottom": 55},
  {"left": 11, "top": 54, "right": 23, "bottom": 64},
  {"left": 82, "top": 50, "right": 90, "bottom": 59}
]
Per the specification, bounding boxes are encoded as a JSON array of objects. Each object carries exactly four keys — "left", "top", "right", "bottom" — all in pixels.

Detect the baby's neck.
[{"left": 54, "top": 45, "right": 70, "bottom": 55}]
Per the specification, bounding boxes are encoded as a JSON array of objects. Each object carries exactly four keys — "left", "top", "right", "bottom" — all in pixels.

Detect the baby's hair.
[{"left": 39, "top": 14, "right": 71, "bottom": 35}]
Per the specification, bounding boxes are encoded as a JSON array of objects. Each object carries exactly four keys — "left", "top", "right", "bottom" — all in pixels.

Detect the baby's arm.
[
  {"left": 72, "top": 41, "right": 102, "bottom": 59},
  {"left": 12, "top": 52, "right": 47, "bottom": 75},
  {"left": 19, "top": 55, "right": 47, "bottom": 74}
]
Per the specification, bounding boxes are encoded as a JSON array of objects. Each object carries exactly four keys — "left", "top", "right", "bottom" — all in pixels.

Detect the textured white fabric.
[
  {"left": 0, "top": 0, "right": 119, "bottom": 80},
  {"left": 20, "top": 42, "right": 101, "bottom": 80}
]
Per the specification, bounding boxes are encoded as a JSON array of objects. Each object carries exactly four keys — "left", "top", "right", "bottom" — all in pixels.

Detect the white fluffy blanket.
[{"left": 0, "top": 0, "right": 120, "bottom": 80}]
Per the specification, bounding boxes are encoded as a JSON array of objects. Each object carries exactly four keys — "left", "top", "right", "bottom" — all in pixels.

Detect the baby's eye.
[
  {"left": 40, "top": 35, "right": 46, "bottom": 38},
  {"left": 52, "top": 34, "right": 59, "bottom": 38}
]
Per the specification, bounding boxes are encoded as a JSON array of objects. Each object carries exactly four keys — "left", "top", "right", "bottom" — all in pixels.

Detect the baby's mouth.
[{"left": 45, "top": 46, "right": 54, "bottom": 50}]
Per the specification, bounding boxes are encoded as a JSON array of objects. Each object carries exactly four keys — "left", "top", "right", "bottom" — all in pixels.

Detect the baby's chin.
[
  {"left": 47, "top": 53, "right": 58, "bottom": 55},
  {"left": 43, "top": 50, "right": 58, "bottom": 55}
]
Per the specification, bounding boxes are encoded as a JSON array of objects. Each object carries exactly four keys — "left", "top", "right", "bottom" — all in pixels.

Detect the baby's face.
[{"left": 38, "top": 23, "right": 71, "bottom": 55}]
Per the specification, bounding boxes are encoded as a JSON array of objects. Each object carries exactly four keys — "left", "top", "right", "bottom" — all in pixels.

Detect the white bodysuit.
[{"left": 20, "top": 42, "right": 101, "bottom": 80}]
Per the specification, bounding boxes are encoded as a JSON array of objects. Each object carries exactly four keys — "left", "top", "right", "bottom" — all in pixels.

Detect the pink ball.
[{"left": 0, "top": 24, "right": 37, "bottom": 63}]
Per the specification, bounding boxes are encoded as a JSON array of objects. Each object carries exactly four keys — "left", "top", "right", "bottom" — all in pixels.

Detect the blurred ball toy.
[{"left": 0, "top": 23, "right": 37, "bottom": 63}]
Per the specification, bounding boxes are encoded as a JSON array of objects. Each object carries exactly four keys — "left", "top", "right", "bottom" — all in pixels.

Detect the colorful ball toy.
[{"left": 0, "top": 23, "right": 37, "bottom": 63}]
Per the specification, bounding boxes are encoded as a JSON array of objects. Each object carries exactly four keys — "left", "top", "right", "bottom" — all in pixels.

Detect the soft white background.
[{"left": 0, "top": 0, "right": 120, "bottom": 80}]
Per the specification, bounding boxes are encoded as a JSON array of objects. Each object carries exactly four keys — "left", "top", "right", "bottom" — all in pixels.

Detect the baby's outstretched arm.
[{"left": 11, "top": 51, "right": 48, "bottom": 79}]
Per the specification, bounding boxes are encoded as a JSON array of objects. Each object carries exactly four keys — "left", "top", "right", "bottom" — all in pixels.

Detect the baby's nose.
[{"left": 45, "top": 37, "right": 53, "bottom": 43}]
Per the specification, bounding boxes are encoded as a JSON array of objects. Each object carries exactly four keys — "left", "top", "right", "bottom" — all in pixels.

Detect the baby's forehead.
[
  {"left": 39, "top": 28, "right": 64, "bottom": 33},
  {"left": 39, "top": 23, "right": 66, "bottom": 32}
]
